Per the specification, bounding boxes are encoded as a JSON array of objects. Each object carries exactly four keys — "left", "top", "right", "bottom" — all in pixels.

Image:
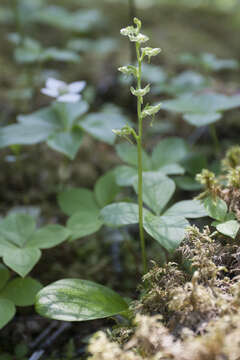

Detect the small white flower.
[{"left": 41, "top": 78, "right": 86, "bottom": 103}]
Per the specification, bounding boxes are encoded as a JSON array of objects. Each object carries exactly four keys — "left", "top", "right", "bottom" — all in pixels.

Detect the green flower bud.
[
  {"left": 130, "top": 84, "right": 151, "bottom": 97},
  {"left": 112, "top": 125, "right": 135, "bottom": 143},
  {"left": 133, "top": 17, "right": 142, "bottom": 31}
]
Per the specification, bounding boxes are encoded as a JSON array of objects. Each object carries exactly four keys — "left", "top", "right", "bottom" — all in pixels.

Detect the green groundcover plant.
[
  {"left": 0, "top": 212, "right": 70, "bottom": 328},
  {"left": 35, "top": 18, "right": 207, "bottom": 324}
]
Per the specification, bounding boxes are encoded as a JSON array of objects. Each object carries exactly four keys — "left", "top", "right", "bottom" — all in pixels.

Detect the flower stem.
[{"left": 136, "top": 43, "right": 147, "bottom": 275}]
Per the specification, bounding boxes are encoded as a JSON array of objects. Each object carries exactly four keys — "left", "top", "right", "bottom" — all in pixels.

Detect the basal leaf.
[{"left": 35, "top": 279, "right": 128, "bottom": 321}]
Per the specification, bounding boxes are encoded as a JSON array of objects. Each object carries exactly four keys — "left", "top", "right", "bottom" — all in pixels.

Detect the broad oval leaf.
[
  {"left": 0, "top": 299, "right": 15, "bottom": 329},
  {"left": 0, "top": 277, "right": 42, "bottom": 306},
  {"left": 144, "top": 215, "right": 189, "bottom": 252},
  {"left": 165, "top": 200, "right": 208, "bottom": 218},
  {"left": 67, "top": 211, "right": 103, "bottom": 240},
  {"left": 58, "top": 188, "right": 99, "bottom": 216},
  {"left": 100, "top": 202, "right": 151, "bottom": 227},
  {"left": 152, "top": 137, "right": 188, "bottom": 169},
  {"left": 216, "top": 220, "right": 240, "bottom": 239},
  {"left": 133, "top": 173, "right": 176, "bottom": 215},
  {"left": 35, "top": 279, "right": 128, "bottom": 321}
]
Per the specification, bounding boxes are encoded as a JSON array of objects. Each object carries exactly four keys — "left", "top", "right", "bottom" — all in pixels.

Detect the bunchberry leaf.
[
  {"left": 80, "top": 113, "right": 128, "bottom": 145},
  {"left": 183, "top": 113, "right": 221, "bottom": 127},
  {"left": 133, "top": 173, "right": 176, "bottom": 215},
  {"left": 116, "top": 143, "right": 151, "bottom": 171},
  {"left": 152, "top": 137, "right": 188, "bottom": 169},
  {"left": 100, "top": 202, "right": 151, "bottom": 227},
  {"left": 143, "top": 215, "right": 189, "bottom": 252},
  {"left": 27, "top": 225, "right": 71, "bottom": 249},
  {"left": 0, "top": 214, "right": 70, "bottom": 277},
  {"left": 94, "top": 170, "right": 120, "bottom": 208},
  {"left": 58, "top": 188, "right": 99, "bottom": 216},
  {"left": 216, "top": 220, "right": 240, "bottom": 239},
  {"left": 0, "top": 265, "right": 10, "bottom": 291},
  {"left": 0, "top": 277, "right": 42, "bottom": 306},
  {"left": 175, "top": 176, "right": 203, "bottom": 191},
  {"left": 67, "top": 211, "right": 103, "bottom": 240},
  {"left": 2, "top": 247, "right": 41, "bottom": 278},
  {"left": 0, "top": 299, "right": 15, "bottom": 329},
  {"left": 47, "top": 129, "right": 84, "bottom": 159},
  {"left": 114, "top": 165, "right": 138, "bottom": 186},
  {"left": 204, "top": 196, "right": 228, "bottom": 222},
  {"left": 165, "top": 200, "right": 208, "bottom": 218}
]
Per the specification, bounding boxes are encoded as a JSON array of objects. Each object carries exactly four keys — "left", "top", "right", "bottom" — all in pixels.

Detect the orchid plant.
[{"left": 35, "top": 18, "right": 207, "bottom": 325}]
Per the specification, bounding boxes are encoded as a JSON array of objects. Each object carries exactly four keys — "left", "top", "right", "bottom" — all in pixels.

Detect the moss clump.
[{"left": 88, "top": 147, "right": 240, "bottom": 360}]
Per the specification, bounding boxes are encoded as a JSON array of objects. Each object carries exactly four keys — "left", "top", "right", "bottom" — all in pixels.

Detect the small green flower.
[
  {"left": 142, "top": 47, "right": 161, "bottom": 62},
  {"left": 118, "top": 65, "right": 138, "bottom": 77},
  {"left": 130, "top": 84, "right": 151, "bottom": 97},
  {"left": 142, "top": 103, "right": 161, "bottom": 118}
]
